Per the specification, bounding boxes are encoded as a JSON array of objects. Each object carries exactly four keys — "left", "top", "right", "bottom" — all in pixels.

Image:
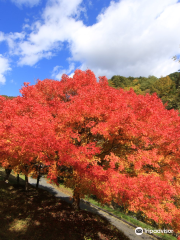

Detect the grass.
[{"left": 0, "top": 168, "right": 131, "bottom": 240}]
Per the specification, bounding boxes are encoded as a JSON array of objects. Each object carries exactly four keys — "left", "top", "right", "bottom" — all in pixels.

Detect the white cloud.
[
  {"left": 70, "top": 0, "right": 180, "bottom": 78},
  {"left": 51, "top": 63, "right": 75, "bottom": 80},
  {"left": 10, "top": 0, "right": 84, "bottom": 66},
  {"left": 42, "top": 0, "right": 83, "bottom": 20},
  {"left": 0, "top": 55, "right": 11, "bottom": 84},
  {"left": 11, "top": 0, "right": 41, "bottom": 8},
  {"left": 5, "top": 32, "right": 25, "bottom": 54},
  {"left": 5, "top": 0, "right": 180, "bottom": 78},
  {"left": 22, "top": 24, "right": 31, "bottom": 30}
]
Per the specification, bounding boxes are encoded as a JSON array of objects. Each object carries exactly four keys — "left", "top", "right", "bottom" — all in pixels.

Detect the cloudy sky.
[{"left": 0, "top": 0, "right": 180, "bottom": 97}]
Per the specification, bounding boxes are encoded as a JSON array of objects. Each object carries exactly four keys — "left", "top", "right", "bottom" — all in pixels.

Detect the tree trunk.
[
  {"left": 17, "top": 174, "right": 19, "bottom": 186},
  {"left": 25, "top": 175, "right": 28, "bottom": 191},
  {"left": 36, "top": 175, "right": 40, "bottom": 189},
  {"left": 36, "top": 164, "right": 42, "bottom": 189},
  {"left": 72, "top": 186, "right": 80, "bottom": 210},
  {"left": 4, "top": 168, "right": 12, "bottom": 183}
]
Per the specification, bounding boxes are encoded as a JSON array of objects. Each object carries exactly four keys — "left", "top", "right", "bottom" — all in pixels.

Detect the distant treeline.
[
  {"left": 108, "top": 71, "right": 180, "bottom": 112},
  {"left": 0, "top": 95, "right": 16, "bottom": 100}
]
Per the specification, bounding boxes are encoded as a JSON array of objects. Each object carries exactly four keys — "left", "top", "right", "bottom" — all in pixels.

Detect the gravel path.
[{"left": 28, "top": 176, "right": 161, "bottom": 240}]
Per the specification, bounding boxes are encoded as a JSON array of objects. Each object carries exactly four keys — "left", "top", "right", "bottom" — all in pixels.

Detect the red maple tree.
[{"left": 0, "top": 70, "right": 180, "bottom": 234}]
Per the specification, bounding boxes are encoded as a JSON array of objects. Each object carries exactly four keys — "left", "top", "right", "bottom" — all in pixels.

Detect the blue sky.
[{"left": 0, "top": 0, "right": 180, "bottom": 97}]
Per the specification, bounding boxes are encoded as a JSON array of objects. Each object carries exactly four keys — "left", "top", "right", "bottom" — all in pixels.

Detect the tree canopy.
[{"left": 0, "top": 69, "right": 180, "bottom": 234}]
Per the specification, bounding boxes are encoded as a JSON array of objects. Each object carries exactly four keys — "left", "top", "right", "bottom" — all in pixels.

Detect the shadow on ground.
[{"left": 0, "top": 168, "right": 132, "bottom": 240}]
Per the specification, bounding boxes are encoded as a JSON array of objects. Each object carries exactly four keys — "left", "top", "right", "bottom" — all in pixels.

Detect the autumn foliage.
[{"left": 0, "top": 69, "right": 180, "bottom": 234}]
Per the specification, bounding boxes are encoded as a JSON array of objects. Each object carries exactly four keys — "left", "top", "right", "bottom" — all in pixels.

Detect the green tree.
[
  {"left": 150, "top": 76, "right": 175, "bottom": 98},
  {"left": 139, "top": 76, "right": 158, "bottom": 92},
  {"left": 124, "top": 79, "right": 144, "bottom": 95},
  {"left": 168, "top": 72, "right": 180, "bottom": 89},
  {"left": 110, "top": 75, "right": 132, "bottom": 88},
  {"left": 108, "top": 79, "right": 116, "bottom": 88}
]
